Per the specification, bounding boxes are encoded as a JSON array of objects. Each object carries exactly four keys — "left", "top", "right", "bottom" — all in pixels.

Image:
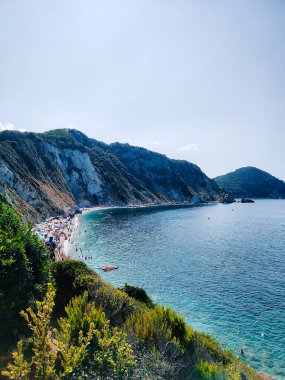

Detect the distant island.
[{"left": 214, "top": 167, "right": 285, "bottom": 199}]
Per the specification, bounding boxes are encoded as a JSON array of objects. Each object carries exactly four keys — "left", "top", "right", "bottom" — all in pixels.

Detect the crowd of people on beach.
[
  {"left": 32, "top": 215, "right": 76, "bottom": 261},
  {"left": 32, "top": 211, "right": 118, "bottom": 271}
]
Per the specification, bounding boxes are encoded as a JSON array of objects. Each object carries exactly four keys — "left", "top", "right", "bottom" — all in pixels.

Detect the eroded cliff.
[{"left": 0, "top": 129, "right": 221, "bottom": 221}]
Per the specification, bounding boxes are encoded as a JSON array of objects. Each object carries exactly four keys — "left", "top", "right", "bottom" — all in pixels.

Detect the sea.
[{"left": 69, "top": 200, "right": 285, "bottom": 379}]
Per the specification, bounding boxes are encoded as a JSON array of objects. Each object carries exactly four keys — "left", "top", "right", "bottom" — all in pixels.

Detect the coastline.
[
  {"left": 33, "top": 203, "right": 278, "bottom": 379},
  {"left": 33, "top": 214, "right": 78, "bottom": 261},
  {"left": 80, "top": 200, "right": 217, "bottom": 214},
  {"left": 63, "top": 201, "right": 217, "bottom": 258}
]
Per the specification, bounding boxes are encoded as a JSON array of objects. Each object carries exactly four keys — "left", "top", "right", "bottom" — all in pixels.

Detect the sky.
[{"left": 0, "top": 0, "right": 284, "bottom": 180}]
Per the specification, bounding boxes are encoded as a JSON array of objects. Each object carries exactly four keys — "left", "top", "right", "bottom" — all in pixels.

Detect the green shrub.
[
  {"left": 198, "top": 333, "right": 235, "bottom": 365},
  {"left": 0, "top": 196, "right": 51, "bottom": 351},
  {"left": 2, "top": 283, "right": 94, "bottom": 379},
  {"left": 2, "top": 284, "right": 136, "bottom": 380},
  {"left": 196, "top": 360, "right": 221, "bottom": 379},
  {"left": 60, "top": 291, "right": 107, "bottom": 344},
  {"left": 121, "top": 283, "right": 154, "bottom": 308},
  {"left": 61, "top": 289, "right": 136, "bottom": 379},
  {"left": 196, "top": 362, "right": 252, "bottom": 380},
  {"left": 74, "top": 273, "right": 140, "bottom": 326},
  {"left": 52, "top": 260, "right": 140, "bottom": 325},
  {"left": 124, "top": 305, "right": 194, "bottom": 352},
  {"left": 92, "top": 327, "right": 136, "bottom": 379},
  {"left": 51, "top": 260, "right": 93, "bottom": 316}
]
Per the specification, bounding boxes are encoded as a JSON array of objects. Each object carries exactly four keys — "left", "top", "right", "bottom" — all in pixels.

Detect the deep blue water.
[{"left": 70, "top": 200, "right": 285, "bottom": 379}]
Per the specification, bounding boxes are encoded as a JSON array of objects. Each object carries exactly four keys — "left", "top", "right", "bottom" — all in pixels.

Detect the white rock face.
[
  {"left": 46, "top": 145, "right": 103, "bottom": 201},
  {"left": 0, "top": 162, "right": 38, "bottom": 205},
  {"left": 0, "top": 162, "right": 14, "bottom": 187},
  {"left": 14, "top": 179, "right": 38, "bottom": 205}
]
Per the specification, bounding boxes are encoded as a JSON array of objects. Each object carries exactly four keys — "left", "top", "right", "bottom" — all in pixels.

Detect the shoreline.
[
  {"left": 64, "top": 201, "right": 218, "bottom": 257},
  {"left": 34, "top": 203, "right": 277, "bottom": 379},
  {"left": 80, "top": 200, "right": 217, "bottom": 214},
  {"left": 33, "top": 214, "right": 78, "bottom": 261},
  {"left": 47, "top": 198, "right": 281, "bottom": 259},
  {"left": 33, "top": 202, "right": 201, "bottom": 260},
  {"left": 63, "top": 201, "right": 205, "bottom": 259}
]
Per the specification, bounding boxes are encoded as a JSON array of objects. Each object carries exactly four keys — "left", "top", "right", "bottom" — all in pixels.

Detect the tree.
[{"left": 0, "top": 195, "right": 51, "bottom": 350}]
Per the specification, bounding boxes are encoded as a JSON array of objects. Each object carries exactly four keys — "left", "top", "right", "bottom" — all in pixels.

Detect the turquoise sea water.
[{"left": 70, "top": 200, "right": 285, "bottom": 378}]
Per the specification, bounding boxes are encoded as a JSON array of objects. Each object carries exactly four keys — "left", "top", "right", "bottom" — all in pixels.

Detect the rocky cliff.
[
  {"left": 214, "top": 166, "right": 285, "bottom": 199},
  {"left": 0, "top": 129, "right": 221, "bottom": 221}
]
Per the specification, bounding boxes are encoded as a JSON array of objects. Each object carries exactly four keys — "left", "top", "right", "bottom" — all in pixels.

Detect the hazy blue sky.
[{"left": 0, "top": 0, "right": 284, "bottom": 179}]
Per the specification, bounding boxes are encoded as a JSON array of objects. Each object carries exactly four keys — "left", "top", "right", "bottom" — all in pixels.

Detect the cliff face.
[
  {"left": 214, "top": 167, "right": 285, "bottom": 199},
  {"left": 109, "top": 143, "right": 218, "bottom": 202},
  {"left": 0, "top": 129, "right": 221, "bottom": 221}
]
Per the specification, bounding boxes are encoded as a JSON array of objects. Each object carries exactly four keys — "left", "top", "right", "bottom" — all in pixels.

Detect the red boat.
[{"left": 102, "top": 265, "right": 119, "bottom": 271}]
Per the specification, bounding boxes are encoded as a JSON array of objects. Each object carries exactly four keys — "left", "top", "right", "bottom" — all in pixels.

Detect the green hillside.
[{"left": 214, "top": 167, "right": 285, "bottom": 199}]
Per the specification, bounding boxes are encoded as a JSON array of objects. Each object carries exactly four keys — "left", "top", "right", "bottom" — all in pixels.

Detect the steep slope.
[
  {"left": 214, "top": 167, "right": 285, "bottom": 198},
  {"left": 67, "top": 130, "right": 220, "bottom": 203},
  {"left": 0, "top": 129, "right": 221, "bottom": 220},
  {"left": 109, "top": 143, "right": 219, "bottom": 202}
]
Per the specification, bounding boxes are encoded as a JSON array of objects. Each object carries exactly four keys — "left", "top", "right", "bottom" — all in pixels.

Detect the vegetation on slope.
[
  {"left": 0, "top": 202, "right": 262, "bottom": 379},
  {"left": 214, "top": 167, "right": 285, "bottom": 198},
  {"left": 109, "top": 143, "right": 219, "bottom": 201},
  {"left": 0, "top": 196, "right": 51, "bottom": 352}
]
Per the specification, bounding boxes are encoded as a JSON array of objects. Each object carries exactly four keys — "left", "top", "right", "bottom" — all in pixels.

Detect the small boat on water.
[{"left": 102, "top": 265, "right": 119, "bottom": 271}]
